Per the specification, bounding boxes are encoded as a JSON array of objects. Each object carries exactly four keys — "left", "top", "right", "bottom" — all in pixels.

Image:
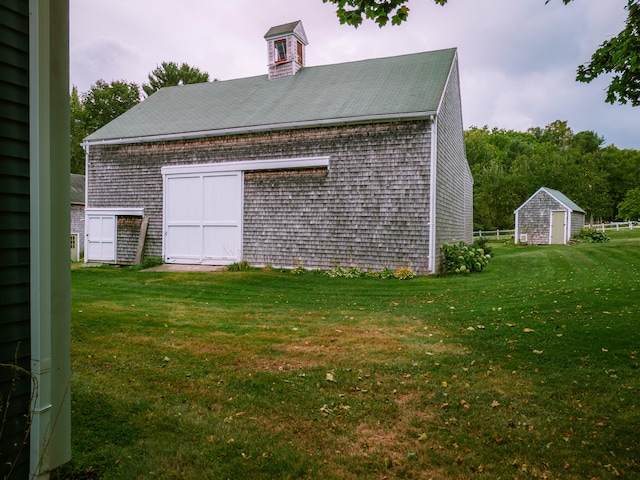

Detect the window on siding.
[
  {"left": 275, "top": 39, "right": 287, "bottom": 63},
  {"left": 297, "top": 41, "right": 303, "bottom": 65}
]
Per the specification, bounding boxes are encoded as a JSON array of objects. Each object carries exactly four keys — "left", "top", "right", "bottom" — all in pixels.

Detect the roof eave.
[{"left": 83, "top": 111, "right": 437, "bottom": 147}]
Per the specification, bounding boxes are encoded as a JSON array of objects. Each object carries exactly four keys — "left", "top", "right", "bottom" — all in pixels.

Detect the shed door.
[
  {"left": 86, "top": 215, "right": 116, "bottom": 262},
  {"left": 550, "top": 211, "right": 566, "bottom": 244},
  {"left": 164, "top": 172, "right": 242, "bottom": 264}
]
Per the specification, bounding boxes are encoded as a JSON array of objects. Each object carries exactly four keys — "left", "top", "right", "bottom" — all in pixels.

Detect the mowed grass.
[{"left": 64, "top": 231, "right": 640, "bottom": 479}]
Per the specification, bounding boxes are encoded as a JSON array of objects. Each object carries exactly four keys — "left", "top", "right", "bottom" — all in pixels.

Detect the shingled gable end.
[{"left": 83, "top": 20, "right": 473, "bottom": 274}]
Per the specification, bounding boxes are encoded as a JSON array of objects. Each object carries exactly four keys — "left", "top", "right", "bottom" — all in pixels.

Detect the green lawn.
[{"left": 64, "top": 232, "right": 640, "bottom": 479}]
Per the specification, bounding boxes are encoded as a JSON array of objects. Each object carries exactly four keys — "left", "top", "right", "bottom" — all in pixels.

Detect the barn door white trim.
[
  {"left": 161, "top": 156, "right": 329, "bottom": 176},
  {"left": 163, "top": 171, "right": 243, "bottom": 265}
]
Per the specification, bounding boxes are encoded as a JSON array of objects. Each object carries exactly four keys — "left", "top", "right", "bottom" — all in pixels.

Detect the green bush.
[
  {"left": 393, "top": 267, "right": 415, "bottom": 280},
  {"left": 473, "top": 237, "right": 493, "bottom": 257},
  {"left": 290, "top": 265, "right": 306, "bottom": 275},
  {"left": 576, "top": 228, "right": 610, "bottom": 243},
  {"left": 375, "top": 268, "right": 396, "bottom": 279},
  {"left": 441, "top": 241, "right": 489, "bottom": 274},
  {"left": 140, "top": 256, "right": 164, "bottom": 269},
  {"left": 226, "top": 260, "right": 251, "bottom": 272},
  {"left": 326, "top": 266, "right": 414, "bottom": 280},
  {"left": 325, "top": 266, "right": 366, "bottom": 278}
]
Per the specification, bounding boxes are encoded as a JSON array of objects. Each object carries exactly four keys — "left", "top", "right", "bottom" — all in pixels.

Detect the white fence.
[
  {"left": 473, "top": 221, "right": 639, "bottom": 240},
  {"left": 473, "top": 229, "right": 515, "bottom": 240},
  {"left": 589, "top": 221, "right": 639, "bottom": 231}
]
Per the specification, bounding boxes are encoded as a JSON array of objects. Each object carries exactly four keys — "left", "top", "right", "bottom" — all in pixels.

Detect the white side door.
[
  {"left": 86, "top": 215, "right": 116, "bottom": 262},
  {"left": 550, "top": 210, "right": 566, "bottom": 244},
  {"left": 164, "top": 172, "right": 242, "bottom": 264}
]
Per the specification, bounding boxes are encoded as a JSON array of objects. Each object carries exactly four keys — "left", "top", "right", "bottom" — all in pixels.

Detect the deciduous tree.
[
  {"left": 572, "top": 0, "right": 640, "bottom": 106},
  {"left": 82, "top": 80, "right": 141, "bottom": 135},
  {"left": 617, "top": 187, "right": 640, "bottom": 220}
]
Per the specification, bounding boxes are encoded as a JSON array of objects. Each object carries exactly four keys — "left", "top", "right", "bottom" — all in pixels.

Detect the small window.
[
  {"left": 275, "top": 39, "right": 287, "bottom": 63},
  {"left": 297, "top": 41, "right": 303, "bottom": 65}
]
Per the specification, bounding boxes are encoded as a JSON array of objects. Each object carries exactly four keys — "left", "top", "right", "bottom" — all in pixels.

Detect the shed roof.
[
  {"left": 516, "top": 187, "right": 585, "bottom": 214},
  {"left": 85, "top": 48, "right": 457, "bottom": 144},
  {"left": 70, "top": 173, "right": 85, "bottom": 205}
]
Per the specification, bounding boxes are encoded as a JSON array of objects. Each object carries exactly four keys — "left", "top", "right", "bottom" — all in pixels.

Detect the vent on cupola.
[{"left": 264, "top": 20, "right": 308, "bottom": 80}]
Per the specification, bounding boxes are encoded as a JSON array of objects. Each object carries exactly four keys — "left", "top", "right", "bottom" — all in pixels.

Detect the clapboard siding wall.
[
  {"left": 0, "top": 1, "right": 31, "bottom": 476},
  {"left": 87, "top": 121, "right": 436, "bottom": 273},
  {"left": 434, "top": 59, "right": 473, "bottom": 264}
]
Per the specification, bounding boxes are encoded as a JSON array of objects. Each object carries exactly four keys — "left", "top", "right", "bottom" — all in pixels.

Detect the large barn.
[{"left": 84, "top": 21, "right": 473, "bottom": 274}]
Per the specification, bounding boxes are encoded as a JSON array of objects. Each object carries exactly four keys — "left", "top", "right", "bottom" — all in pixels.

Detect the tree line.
[{"left": 467, "top": 121, "right": 640, "bottom": 229}]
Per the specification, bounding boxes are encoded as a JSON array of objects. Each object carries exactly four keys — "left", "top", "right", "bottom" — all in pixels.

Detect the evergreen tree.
[{"left": 142, "top": 62, "right": 210, "bottom": 97}]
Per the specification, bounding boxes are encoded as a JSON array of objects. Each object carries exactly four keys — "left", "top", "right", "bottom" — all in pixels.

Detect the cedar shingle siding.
[
  {"left": 0, "top": 1, "right": 31, "bottom": 476},
  {"left": 88, "top": 121, "right": 437, "bottom": 273},
  {"left": 569, "top": 212, "right": 584, "bottom": 238},
  {"left": 70, "top": 174, "right": 85, "bottom": 256},
  {"left": 71, "top": 205, "right": 85, "bottom": 254},
  {"left": 116, "top": 216, "right": 143, "bottom": 263},
  {"left": 434, "top": 59, "right": 473, "bottom": 262}
]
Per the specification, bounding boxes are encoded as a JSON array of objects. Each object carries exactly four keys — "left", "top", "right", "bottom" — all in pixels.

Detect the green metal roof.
[
  {"left": 542, "top": 187, "right": 586, "bottom": 213},
  {"left": 85, "top": 48, "right": 456, "bottom": 144},
  {"left": 515, "top": 187, "right": 586, "bottom": 214}
]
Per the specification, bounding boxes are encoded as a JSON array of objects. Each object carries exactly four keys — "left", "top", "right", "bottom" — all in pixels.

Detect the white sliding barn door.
[{"left": 164, "top": 171, "right": 242, "bottom": 264}]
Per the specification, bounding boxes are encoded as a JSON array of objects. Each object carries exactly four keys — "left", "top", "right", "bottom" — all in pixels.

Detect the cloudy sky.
[{"left": 70, "top": 0, "right": 638, "bottom": 150}]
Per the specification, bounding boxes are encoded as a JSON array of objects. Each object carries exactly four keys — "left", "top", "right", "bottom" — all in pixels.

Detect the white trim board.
[
  {"left": 85, "top": 207, "right": 144, "bottom": 216},
  {"left": 161, "top": 156, "right": 330, "bottom": 176}
]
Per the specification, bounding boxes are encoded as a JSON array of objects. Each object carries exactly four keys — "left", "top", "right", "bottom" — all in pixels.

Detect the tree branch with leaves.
[{"left": 323, "top": 0, "right": 640, "bottom": 106}]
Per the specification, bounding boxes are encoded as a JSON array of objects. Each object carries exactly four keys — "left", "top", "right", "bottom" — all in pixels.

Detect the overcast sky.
[{"left": 70, "top": 0, "right": 639, "bottom": 150}]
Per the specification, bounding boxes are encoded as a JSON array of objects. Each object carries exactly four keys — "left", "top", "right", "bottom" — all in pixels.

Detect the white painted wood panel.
[
  {"left": 164, "top": 171, "right": 242, "bottom": 264},
  {"left": 86, "top": 215, "right": 116, "bottom": 262}
]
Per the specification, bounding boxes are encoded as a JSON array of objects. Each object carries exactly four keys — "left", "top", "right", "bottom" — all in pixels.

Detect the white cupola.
[{"left": 264, "top": 20, "right": 308, "bottom": 80}]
